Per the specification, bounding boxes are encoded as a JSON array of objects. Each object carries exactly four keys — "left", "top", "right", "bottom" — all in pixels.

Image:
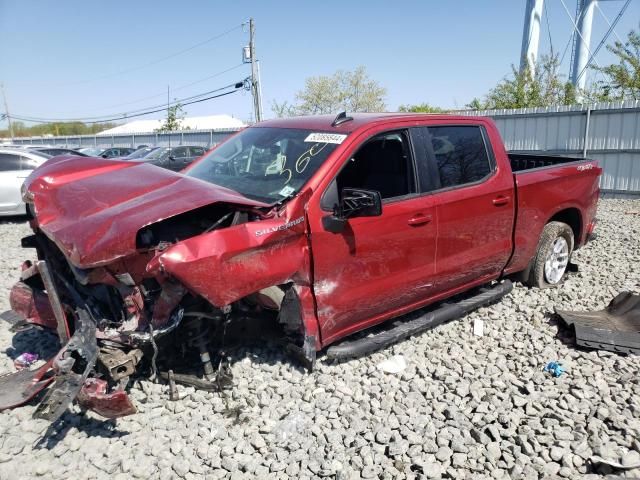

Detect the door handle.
[
  {"left": 408, "top": 214, "right": 432, "bottom": 226},
  {"left": 492, "top": 196, "right": 510, "bottom": 206}
]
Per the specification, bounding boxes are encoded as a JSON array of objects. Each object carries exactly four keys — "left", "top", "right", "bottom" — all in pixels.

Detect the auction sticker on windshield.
[
  {"left": 304, "top": 133, "right": 347, "bottom": 144},
  {"left": 278, "top": 185, "right": 295, "bottom": 197}
]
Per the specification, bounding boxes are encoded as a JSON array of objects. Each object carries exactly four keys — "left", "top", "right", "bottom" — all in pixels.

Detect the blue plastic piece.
[{"left": 544, "top": 361, "right": 565, "bottom": 377}]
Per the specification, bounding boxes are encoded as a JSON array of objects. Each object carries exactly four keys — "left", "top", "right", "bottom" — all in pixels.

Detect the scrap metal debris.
[
  {"left": 590, "top": 455, "right": 640, "bottom": 470},
  {"left": 555, "top": 291, "right": 640, "bottom": 355}
]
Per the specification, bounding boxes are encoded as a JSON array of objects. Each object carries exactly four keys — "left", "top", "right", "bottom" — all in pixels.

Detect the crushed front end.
[{"left": 0, "top": 155, "right": 318, "bottom": 423}]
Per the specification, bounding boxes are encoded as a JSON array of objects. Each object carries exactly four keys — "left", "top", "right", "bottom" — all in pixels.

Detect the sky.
[{"left": 0, "top": 0, "right": 639, "bottom": 127}]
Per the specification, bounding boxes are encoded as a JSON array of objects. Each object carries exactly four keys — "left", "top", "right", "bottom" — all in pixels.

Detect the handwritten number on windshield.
[{"left": 280, "top": 143, "right": 328, "bottom": 185}]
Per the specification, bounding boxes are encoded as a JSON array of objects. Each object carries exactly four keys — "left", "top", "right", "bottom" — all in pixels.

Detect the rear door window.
[
  {"left": 418, "top": 126, "right": 493, "bottom": 190},
  {"left": 431, "top": 126, "right": 493, "bottom": 188},
  {"left": 172, "top": 147, "right": 188, "bottom": 159}
]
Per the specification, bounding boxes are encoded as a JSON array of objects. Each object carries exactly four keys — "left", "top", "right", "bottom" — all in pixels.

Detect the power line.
[
  {"left": 9, "top": 80, "right": 247, "bottom": 124},
  {"left": 9, "top": 81, "right": 246, "bottom": 123},
  {"left": 63, "top": 23, "right": 243, "bottom": 86},
  {"left": 83, "top": 63, "right": 246, "bottom": 113}
]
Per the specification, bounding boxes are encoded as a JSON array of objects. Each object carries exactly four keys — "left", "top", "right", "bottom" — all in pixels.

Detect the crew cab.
[{"left": 0, "top": 113, "right": 601, "bottom": 421}]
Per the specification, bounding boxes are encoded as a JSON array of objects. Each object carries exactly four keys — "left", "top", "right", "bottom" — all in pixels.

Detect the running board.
[{"left": 325, "top": 280, "right": 513, "bottom": 360}]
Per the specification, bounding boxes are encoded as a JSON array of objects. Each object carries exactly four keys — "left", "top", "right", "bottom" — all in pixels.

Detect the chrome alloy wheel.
[{"left": 544, "top": 237, "right": 569, "bottom": 284}]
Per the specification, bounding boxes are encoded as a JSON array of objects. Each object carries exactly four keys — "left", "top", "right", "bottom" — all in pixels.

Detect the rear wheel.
[{"left": 527, "top": 221, "right": 574, "bottom": 288}]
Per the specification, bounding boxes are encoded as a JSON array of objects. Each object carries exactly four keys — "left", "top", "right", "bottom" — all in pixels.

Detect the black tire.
[{"left": 526, "top": 221, "right": 574, "bottom": 288}]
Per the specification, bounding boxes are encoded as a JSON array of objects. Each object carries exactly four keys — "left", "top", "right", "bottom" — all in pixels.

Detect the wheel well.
[{"left": 549, "top": 208, "right": 582, "bottom": 244}]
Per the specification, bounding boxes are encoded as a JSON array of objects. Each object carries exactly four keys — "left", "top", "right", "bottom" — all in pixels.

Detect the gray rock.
[
  {"left": 486, "top": 442, "right": 502, "bottom": 464},
  {"left": 436, "top": 446, "right": 453, "bottom": 462},
  {"left": 622, "top": 450, "right": 640, "bottom": 468}
]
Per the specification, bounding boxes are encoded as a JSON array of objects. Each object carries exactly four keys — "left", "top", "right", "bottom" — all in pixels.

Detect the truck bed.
[{"left": 508, "top": 152, "right": 586, "bottom": 172}]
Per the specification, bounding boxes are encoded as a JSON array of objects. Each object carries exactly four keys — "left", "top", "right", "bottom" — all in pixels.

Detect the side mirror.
[
  {"left": 101, "top": 154, "right": 108, "bottom": 158},
  {"left": 322, "top": 188, "right": 382, "bottom": 233},
  {"left": 169, "top": 155, "right": 176, "bottom": 161}
]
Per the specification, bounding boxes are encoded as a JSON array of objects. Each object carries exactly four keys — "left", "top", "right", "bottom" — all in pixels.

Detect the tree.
[
  {"left": 398, "top": 103, "right": 446, "bottom": 113},
  {"left": 156, "top": 103, "right": 186, "bottom": 132},
  {"left": 273, "top": 66, "right": 386, "bottom": 117},
  {"left": 467, "top": 54, "right": 576, "bottom": 110},
  {"left": 592, "top": 25, "right": 640, "bottom": 100},
  {"left": 0, "top": 120, "right": 119, "bottom": 138}
]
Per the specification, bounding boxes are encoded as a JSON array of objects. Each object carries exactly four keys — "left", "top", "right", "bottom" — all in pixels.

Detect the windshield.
[
  {"left": 78, "top": 147, "right": 103, "bottom": 156},
  {"left": 185, "top": 127, "right": 345, "bottom": 203},
  {"left": 140, "top": 147, "right": 170, "bottom": 161},
  {"left": 124, "top": 147, "right": 157, "bottom": 160}
]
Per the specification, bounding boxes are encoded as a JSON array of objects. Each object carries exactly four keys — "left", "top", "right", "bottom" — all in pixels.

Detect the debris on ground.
[
  {"left": 377, "top": 354, "right": 407, "bottom": 374},
  {"left": 543, "top": 361, "right": 565, "bottom": 377},
  {"left": 555, "top": 291, "right": 640, "bottom": 354},
  {"left": 473, "top": 318, "right": 484, "bottom": 337},
  {"left": 0, "top": 199, "right": 639, "bottom": 479},
  {"left": 591, "top": 454, "right": 640, "bottom": 471},
  {"left": 13, "top": 352, "right": 38, "bottom": 370}
]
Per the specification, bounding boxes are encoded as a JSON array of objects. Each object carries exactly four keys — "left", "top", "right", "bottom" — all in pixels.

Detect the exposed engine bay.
[{"left": 0, "top": 192, "right": 316, "bottom": 423}]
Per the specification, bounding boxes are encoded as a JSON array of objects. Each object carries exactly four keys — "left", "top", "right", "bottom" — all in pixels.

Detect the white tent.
[{"left": 96, "top": 115, "right": 245, "bottom": 135}]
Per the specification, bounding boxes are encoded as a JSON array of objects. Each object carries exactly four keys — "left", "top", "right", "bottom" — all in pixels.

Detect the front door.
[{"left": 309, "top": 130, "right": 438, "bottom": 346}]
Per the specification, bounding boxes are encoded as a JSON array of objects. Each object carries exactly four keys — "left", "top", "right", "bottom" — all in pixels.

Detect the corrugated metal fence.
[
  {"left": 9, "top": 100, "right": 640, "bottom": 196},
  {"left": 462, "top": 100, "right": 640, "bottom": 196},
  {"left": 10, "top": 128, "right": 241, "bottom": 149}
]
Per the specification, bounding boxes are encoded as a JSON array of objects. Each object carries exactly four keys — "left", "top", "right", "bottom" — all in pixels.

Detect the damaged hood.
[{"left": 25, "top": 155, "right": 267, "bottom": 267}]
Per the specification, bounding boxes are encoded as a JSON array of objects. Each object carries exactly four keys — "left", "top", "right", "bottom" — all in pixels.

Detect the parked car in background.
[
  {"left": 133, "top": 145, "right": 207, "bottom": 171},
  {"left": 33, "top": 147, "right": 88, "bottom": 157},
  {"left": 0, "top": 148, "right": 50, "bottom": 216},
  {"left": 98, "top": 147, "right": 135, "bottom": 158}
]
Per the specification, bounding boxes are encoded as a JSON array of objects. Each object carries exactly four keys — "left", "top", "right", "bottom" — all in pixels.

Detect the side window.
[
  {"left": 172, "top": 147, "right": 188, "bottom": 158},
  {"left": 190, "top": 146, "right": 205, "bottom": 156},
  {"left": 426, "top": 126, "right": 492, "bottom": 189},
  {"left": 0, "top": 153, "right": 22, "bottom": 172},
  {"left": 335, "top": 131, "right": 415, "bottom": 201},
  {"left": 20, "top": 156, "right": 41, "bottom": 170}
]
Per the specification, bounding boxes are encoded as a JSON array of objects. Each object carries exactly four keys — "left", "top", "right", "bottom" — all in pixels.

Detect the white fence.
[{"left": 9, "top": 128, "right": 241, "bottom": 149}]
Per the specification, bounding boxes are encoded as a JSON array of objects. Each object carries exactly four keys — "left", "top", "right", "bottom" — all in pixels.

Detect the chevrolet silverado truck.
[{"left": 0, "top": 112, "right": 601, "bottom": 421}]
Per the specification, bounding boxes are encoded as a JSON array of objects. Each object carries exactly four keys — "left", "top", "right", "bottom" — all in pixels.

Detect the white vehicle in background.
[{"left": 0, "top": 148, "right": 50, "bottom": 216}]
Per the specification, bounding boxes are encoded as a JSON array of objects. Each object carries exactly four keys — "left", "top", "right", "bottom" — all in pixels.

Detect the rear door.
[
  {"left": 0, "top": 153, "right": 25, "bottom": 214},
  {"left": 309, "top": 129, "right": 438, "bottom": 345},
  {"left": 416, "top": 124, "right": 514, "bottom": 293}
]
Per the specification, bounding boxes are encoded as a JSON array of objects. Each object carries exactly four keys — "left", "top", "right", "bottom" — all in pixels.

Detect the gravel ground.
[{"left": 1, "top": 199, "right": 640, "bottom": 479}]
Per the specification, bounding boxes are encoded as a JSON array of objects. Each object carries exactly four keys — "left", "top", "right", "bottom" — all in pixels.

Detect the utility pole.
[
  {"left": 249, "top": 18, "right": 263, "bottom": 123},
  {"left": 519, "top": 0, "right": 545, "bottom": 76},
  {"left": 167, "top": 85, "right": 171, "bottom": 147},
  {"left": 1, "top": 83, "right": 14, "bottom": 140},
  {"left": 569, "top": 0, "right": 597, "bottom": 94}
]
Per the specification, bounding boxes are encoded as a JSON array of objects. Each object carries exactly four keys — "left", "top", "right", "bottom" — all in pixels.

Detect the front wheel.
[{"left": 526, "top": 221, "right": 574, "bottom": 288}]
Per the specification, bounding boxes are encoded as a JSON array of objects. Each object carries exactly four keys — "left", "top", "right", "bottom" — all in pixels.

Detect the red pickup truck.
[{"left": 0, "top": 113, "right": 600, "bottom": 420}]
